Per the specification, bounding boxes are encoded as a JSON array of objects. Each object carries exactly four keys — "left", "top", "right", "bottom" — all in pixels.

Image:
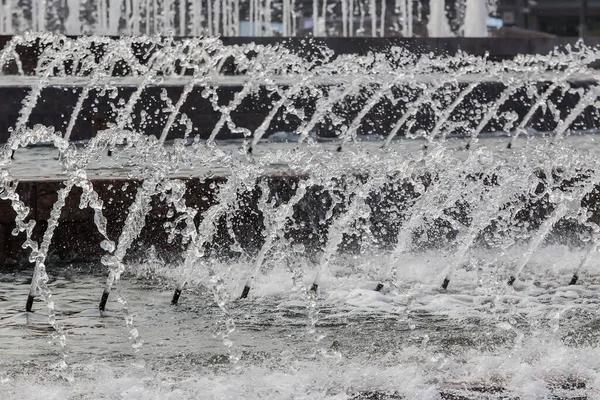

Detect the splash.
[{"left": 0, "top": 33, "right": 600, "bottom": 398}]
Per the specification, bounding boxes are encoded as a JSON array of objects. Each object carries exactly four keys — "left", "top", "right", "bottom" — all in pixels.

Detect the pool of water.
[{"left": 2, "top": 246, "right": 600, "bottom": 399}]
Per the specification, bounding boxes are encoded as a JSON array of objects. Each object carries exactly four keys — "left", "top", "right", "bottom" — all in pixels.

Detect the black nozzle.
[
  {"left": 107, "top": 149, "right": 112, "bottom": 157},
  {"left": 569, "top": 274, "right": 579, "bottom": 286},
  {"left": 465, "top": 143, "right": 471, "bottom": 150},
  {"left": 240, "top": 285, "right": 250, "bottom": 299},
  {"left": 99, "top": 290, "right": 109, "bottom": 312},
  {"left": 310, "top": 283, "right": 318, "bottom": 293},
  {"left": 506, "top": 141, "right": 512, "bottom": 149},
  {"left": 507, "top": 275, "right": 516, "bottom": 286},
  {"left": 441, "top": 277, "right": 450, "bottom": 290},
  {"left": 336, "top": 146, "right": 343, "bottom": 152},
  {"left": 375, "top": 283, "right": 384, "bottom": 292},
  {"left": 25, "top": 294, "right": 34, "bottom": 312},
  {"left": 247, "top": 146, "right": 253, "bottom": 154},
  {"left": 171, "top": 288, "right": 182, "bottom": 305}
]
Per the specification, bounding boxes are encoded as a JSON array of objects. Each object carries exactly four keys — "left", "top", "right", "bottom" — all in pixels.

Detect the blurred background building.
[
  {"left": 0, "top": 0, "right": 592, "bottom": 38},
  {"left": 497, "top": 0, "right": 595, "bottom": 36}
]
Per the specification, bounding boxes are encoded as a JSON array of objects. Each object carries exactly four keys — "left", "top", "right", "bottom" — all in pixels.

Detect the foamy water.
[{"left": 2, "top": 245, "right": 600, "bottom": 399}]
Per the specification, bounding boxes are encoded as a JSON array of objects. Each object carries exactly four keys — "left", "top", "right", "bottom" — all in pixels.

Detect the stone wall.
[{"left": 1, "top": 172, "right": 598, "bottom": 265}]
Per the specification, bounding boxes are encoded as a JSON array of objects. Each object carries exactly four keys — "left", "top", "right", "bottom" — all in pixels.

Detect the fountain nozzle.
[
  {"left": 569, "top": 274, "right": 579, "bottom": 285},
  {"left": 240, "top": 284, "right": 251, "bottom": 299},
  {"left": 25, "top": 294, "right": 34, "bottom": 312},
  {"left": 442, "top": 277, "right": 450, "bottom": 290},
  {"left": 171, "top": 288, "right": 183, "bottom": 305},
  {"left": 507, "top": 276, "right": 516, "bottom": 285},
  {"left": 99, "top": 290, "right": 109, "bottom": 312}
]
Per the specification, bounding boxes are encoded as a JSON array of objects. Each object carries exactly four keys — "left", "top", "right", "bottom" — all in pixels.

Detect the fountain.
[
  {"left": 427, "top": 0, "right": 452, "bottom": 37},
  {"left": 463, "top": 0, "right": 488, "bottom": 37},
  {"left": 2, "top": 33, "right": 600, "bottom": 398}
]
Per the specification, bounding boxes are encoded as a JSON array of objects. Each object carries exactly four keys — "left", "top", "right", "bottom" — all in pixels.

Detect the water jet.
[{"left": 2, "top": 33, "right": 600, "bottom": 399}]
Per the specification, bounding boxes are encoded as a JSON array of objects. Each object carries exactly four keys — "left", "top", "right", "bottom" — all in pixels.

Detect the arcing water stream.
[{"left": 2, "top": 34, "right": 600, "bottom": 398}]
